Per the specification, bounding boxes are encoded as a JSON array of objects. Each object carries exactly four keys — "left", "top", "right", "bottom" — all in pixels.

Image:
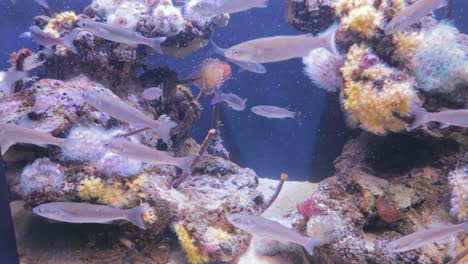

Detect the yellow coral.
[
  {"left": 341, "top": 6, "right": 384, "bottom": 38},
  {"left": 206, "top": 227, "right": 232, "bottom": 241},
  {"left": 392, "top": 32, "right": 423, "bottom": 67},
  {"left": 341, "top": 44, "right": 416, "bottom": 134},
  {"left": 78, "top": 176, "right": 104, "bottom": 199},
  {"left": 174, "top": 222, "right": 209, "bottom": 264},
  {"left": 142, "top": 204, "right": 158, "bottom": 224},
  {"left": 44, "top": 11, "right": 79, "bottom": 38},
  {"left": 126, "top": 173, "right": 150, "bottom": 199},
  {"left": 334, "top": 0, "right": 374, "bottom": 16},
  {"left": 78, "top": 177, "right": 134, "bottom": 208}
]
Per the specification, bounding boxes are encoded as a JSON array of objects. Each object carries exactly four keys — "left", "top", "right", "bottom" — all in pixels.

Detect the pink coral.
[{"left": 297, "top": 192, "right": 326, "bottom": 217}]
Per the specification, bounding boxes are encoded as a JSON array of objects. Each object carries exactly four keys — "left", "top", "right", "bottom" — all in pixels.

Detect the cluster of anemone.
[
  {"left": 77, "top": 176, "right": 136, "bottom": 208},
  {"left": 90, "top": 0, "right": 186, "bottom": 36},
  {"left": 303, "top": 48, "right": 344, "bottom": 92},
  {"left": 448, "top": 167, "right": 468, "bottom": 222},
  {"left": 409, "top": 23, "right": 468, "bottom": 93},
  {"left": 19, "top": 158, "right": 64, "bottom": 197},
  {"left": 334, "top": 0, "right": 384, "bottom": 38},
  {"left": 340, "top": 44, "right": 416, "bottom": 134}
]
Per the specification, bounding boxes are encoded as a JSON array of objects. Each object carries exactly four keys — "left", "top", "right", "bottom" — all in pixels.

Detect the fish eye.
[{"left": 232, "top": 50, "right": 240, "bottom": 56}]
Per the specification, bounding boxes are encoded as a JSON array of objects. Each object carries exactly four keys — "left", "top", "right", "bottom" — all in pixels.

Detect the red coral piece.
[{"left": 297, "top": 192, "right": 326, "bottom": 217}]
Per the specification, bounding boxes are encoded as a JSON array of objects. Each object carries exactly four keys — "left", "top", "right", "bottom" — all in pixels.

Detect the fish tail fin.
[
  {"left": 256, "top": 0, "right": 269, "bottom": 8},
  {"left": 0, "top": 71, "right": 27, "bottom": 96},
  {"left": 320, "top": 23, "right": 339, "bottom": 56},
  {"left": 179, "top": 155, "right": 196, "bottom": 176},
  {"left": 154, "top": 114, "right": 177, "bottom": 144},
  {"left": 125, "top": 205, "right": 147, "bottom": 230},
  {"left": 19, "top": 31, "right": 31, "bottom": 38},
  {"left": 211, "top": 90, "right": 223, "bottom": 105},
  {"left": 0, "top": 139, "right": 15, "bottom": 156},
  {"left": 410, "top": 105, "right": 428, "bottom": 130},
  {"left": 209, "top": 39, "right": 225, "bottom": 56},
  {"left": 304, "top": 237, "right": 316, "bottom": 256},
  {"left": 61, "top": 29, "right": 79, "bottom": 54},
  {"left": 150, "top": 37, "right": 167, "bottom": 55}
]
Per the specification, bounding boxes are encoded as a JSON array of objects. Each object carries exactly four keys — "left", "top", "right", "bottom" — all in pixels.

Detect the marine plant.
[{"left": 19, "top": 158, "right": 64, "bottom": 197}]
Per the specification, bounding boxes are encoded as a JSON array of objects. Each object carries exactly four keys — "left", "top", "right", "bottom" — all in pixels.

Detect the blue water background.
[{"left": 0, "top": 0, "right": 467, "bottom": 182}]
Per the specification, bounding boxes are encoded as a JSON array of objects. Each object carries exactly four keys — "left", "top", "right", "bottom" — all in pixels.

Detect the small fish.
[
  {"left": 142, "top": 86, "right": 163, "bottom": 100},
  {"left": 103, "top": 138, "right": 196, "bottom": 175},
  {"left": 0, "top": 123, "right": 64, "bottom": 155},
  {"left": 81, "top": 90, "right": 176, "bottom": 143},
  {"left": 411, "top": 105, "right": 468, "bottom": 129},
  {"left": 21, "top": 26, "right": 78, "bottom": 54},
  {"left": 388, "top": 222, "right": 467, "bottom": 252},
  {"left": 211, "top": 90, "right": 247, "bottom": 111},
  {"left": 227, "top": 213, "right": 316, "bottom": 256},
  {"left": 33, "top": 202, "right": 147, "bottom": 229},
  {"left": 77, "top": 20, "right": 167, "bottom": 54},
  {"left": 224, "top": 24, "right": 338, "bottom": 64},
  {"left": 210, "top": 40, "right": 266, "bottom": 74},
  {"left": 385, "top": 0, "right": 448, "bottom": 35},
  {"left": 251, "top": 105, "right": 297, "bottom": 119},
  {"left": 190, "top": 0, "right": 268, "bottom": 16},
  {"left": 0, "top": 71, "right": 27, "bottom": 96}
]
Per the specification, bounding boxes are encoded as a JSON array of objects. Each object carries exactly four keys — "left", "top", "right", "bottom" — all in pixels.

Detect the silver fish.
[
  {"left": 227, "top": 213, "right": 316, "bottom": 256},
  {"left": 0, "top": 123, "right": 64, "bottom": 155},
  {"left": 142, "top": 86, "right": 163, "bottom": 100},
  {"left": 388, "top": 222, "right": 467, "bottom": 252},
  {"left": 251, "top": 105, "right": 297, "bottom": 119},
  {"left": 21, "top": 26, "right": 78, "bottom": 54},
  {"left": 77, "top": 20, "right": 167, "bottom": 54},
  {"left": 33, "top": 202, "right": 147, "bottom": 229},
  {"left": 210, "top": 40, "right": 266, "bottom": 74},
  {"left": 385, "top": 0, "right": 447, "bottom": 35},
  {"left": 211, "top": 90, "right": 247, "bottom": 111},
  {"left": 103, "top": 138, "right": 195, "bottom": 174},
  {"left": 81, "top": 90, "right": 176, "bottom": 144},
  {"left": 190, "top": 0, "right": 268, "bottom": 16},
  {"left": 411, "top": 105, "right": 468, "bottom": 129},
  {"left": 0, "top": 71, "right": 27, "bottom": 96},
  {"left": 224, "top": 24, "right": 338, "bottom": 64}
]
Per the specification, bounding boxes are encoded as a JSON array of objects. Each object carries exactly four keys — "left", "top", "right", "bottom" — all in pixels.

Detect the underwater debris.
[
  {"left": 384, "top": 0, "right": 447, "bottom": 35},
  {"left": 251, "top": 105, "right": 297, "bottom": 119},
  {"left": 303, "top": 47, "right": 344, "bottom": 92},
  {"left": 411, "top": 105, "right": 468, "bottom": 129},
  {"left": 227, "top": 213, "right": 316, "bottom": 256},
  {"left": 33, "top": 202, "right": 147, "bottom": 229},
  {"left": 449, "top": 167, "right": 468, "bottom": 222},
  {"left": 341, "top": 44, "right": 416, "bottom": 134},
  {"left": 0, "top": 123, "right": 64, "bottom": 155},
  {"left": 387, "top": 222, "right": 467, "bottom": 252},
  {"left": 224, "top": 24, "right": 338, "bottom": 63},
  {"left": 19, "top": 158, "right": 64, "bottom": 197}
]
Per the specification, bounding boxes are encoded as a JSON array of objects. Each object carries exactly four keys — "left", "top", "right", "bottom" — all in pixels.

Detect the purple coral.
[
  {"left": 19, "top": 158, "right": 64, "bottom": 197},
  {"left": 358, "top": 53, "right": 380, "bottom": 73},
  {"left": 297, "top": 192, "right": 326, "bottom": 217}
]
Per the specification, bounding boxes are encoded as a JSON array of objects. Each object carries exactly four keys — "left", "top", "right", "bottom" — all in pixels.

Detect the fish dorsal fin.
[{"left": 0, "top": 139, "right": 15, "bottom": 155}]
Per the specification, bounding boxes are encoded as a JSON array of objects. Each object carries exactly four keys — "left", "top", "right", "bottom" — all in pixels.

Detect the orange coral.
[{"left": 193, "top": 58, "right": 232, "bottom": 95}]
